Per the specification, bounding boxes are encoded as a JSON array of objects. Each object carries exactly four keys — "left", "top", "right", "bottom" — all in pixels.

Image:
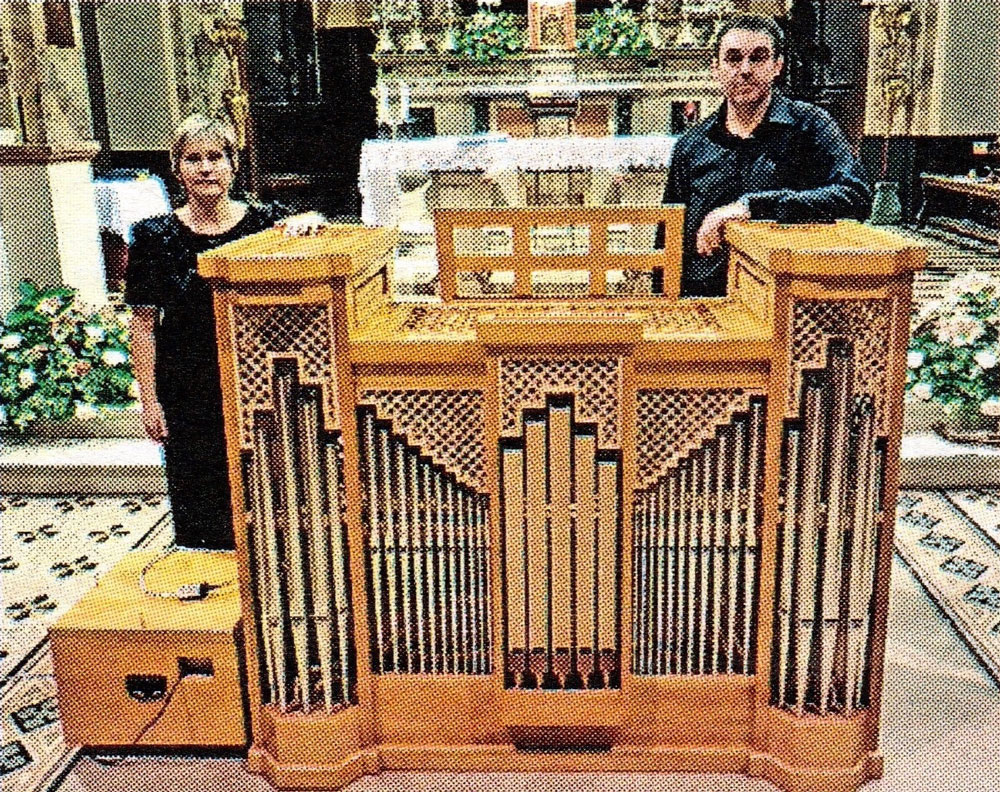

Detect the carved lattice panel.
[
  {"left": 789, "top": 299, "right": 892, "bottom": 429},
  {"left": 500, "top": 357, "right": 621, "bottom": 447},
  {"left": 230, "top": 304, "right": 336, "bottom": 446},
  {"left": 398, "top": 303, "right": 722, "bottom": 340},
  {"left": 358, "top": 390, "right": 486, "bottom": 490},
  {"left": 636, "top": 388, "right": 763, "bottom": 488}
]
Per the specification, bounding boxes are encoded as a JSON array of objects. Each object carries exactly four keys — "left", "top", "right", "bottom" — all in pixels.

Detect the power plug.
[{"left": 174, "top": 583, "right": 220, "bottom": 601}]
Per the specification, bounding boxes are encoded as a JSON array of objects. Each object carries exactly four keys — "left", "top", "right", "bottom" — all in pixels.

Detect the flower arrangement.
[
  {"left": 905, "top": 271, "right": 1000, "bottom": 424},
  {"left": 0, "top": 281, "right": 137, "bottom": 431},
  {"left": 457, "top": 0, "right": 524, "bottom": 63},
  {"left": 578, "top": 0, "right": 652, "bottom": 58}
]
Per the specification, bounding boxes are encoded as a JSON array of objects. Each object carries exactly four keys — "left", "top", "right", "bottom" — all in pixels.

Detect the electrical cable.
[
  {"left": 138, "top": 544, "right": 237, "bottom": 601},
  {"left": 89, "top": 674, "right": 185, "bottom": 768}
]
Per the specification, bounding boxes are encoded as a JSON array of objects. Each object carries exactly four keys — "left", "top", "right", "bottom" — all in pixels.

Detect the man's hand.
[{"left": 695, "top": 200, "right": 751, "bottom": 257}]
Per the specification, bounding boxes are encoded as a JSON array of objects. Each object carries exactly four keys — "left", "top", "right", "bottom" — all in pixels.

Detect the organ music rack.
[{"left": 199, "top": 209, "right": 925, "bottom": 792}]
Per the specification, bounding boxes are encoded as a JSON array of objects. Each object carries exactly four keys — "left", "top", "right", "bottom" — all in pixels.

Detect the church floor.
[{"left": 2, "top": 492, "right": 999, "bottom": 792}]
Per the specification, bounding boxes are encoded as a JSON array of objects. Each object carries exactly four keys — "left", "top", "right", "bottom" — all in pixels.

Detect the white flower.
[
  {"left": 18, "top": 368, "right": 36, "bottom": 389},
  {"left": 0, "top": 333, "right": 22, "bottom": 350},
  {"left": 947, "top": 270, "right": 999, "bottom": 299},
  {"left": 973, "top": 350, "right": 998, "bottom": 369},
  {"left": 74, "top": 402, "right": 98, "bottom": 420},
  {"left": 101, "top": 349, "right": 128, "bottom": 367},
  {"left": 935, "top": 314, "right": 984, "bottom": 347},
  {"left": 129, "top": 379, "right": 141, "bottom": 399},
  {"left": 980, "top": 397, "right": 1000, "bottom": 417},
  {"left": 906, "top": 350, "right": 924, "bottom": 369},
  {"left": 36, "top": 296, "right": 62, "bottom": 316},
  {"left": 910, "top": 382, "right": 933, "bottom": 401},
  {"left": 83, "top": 325, "right": 105, "bottom": 343},
  {"left": 0, "top": 405, "right": 6, "bottom": 424}
]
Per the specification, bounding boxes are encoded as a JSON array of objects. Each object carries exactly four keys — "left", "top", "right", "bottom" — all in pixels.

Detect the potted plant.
[
  {"left": 0, "top": 281, "right": 138, "bottom": 435},
  {"left": 578, "top": 1, "right": 652, "bottom": 58},
  {"left": 905, "top": 270, "right": 1000, "bottom": 441},
  {"left": 457, "top": 0, "right": 525, "bottom": 64}
]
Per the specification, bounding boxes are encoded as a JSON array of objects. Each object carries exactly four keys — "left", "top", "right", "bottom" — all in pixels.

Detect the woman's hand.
[
  {"left": 129, "top": 307, "right": 167, "bottom": 443},
  {"left": 142, "top": 401, "right": 169, "bottom": 443},
  {"left": 280, "top": 212, "right": 329, "bottom": 237}
]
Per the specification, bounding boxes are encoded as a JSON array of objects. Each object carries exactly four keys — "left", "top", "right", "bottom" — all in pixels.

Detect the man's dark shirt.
[{"left": 663, "top": 92, "right": 872, "bottom": 295}]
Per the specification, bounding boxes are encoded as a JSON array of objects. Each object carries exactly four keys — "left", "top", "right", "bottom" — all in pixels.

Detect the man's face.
[{"left": 712, "top": 28, "right": 784, "bottom": 109}]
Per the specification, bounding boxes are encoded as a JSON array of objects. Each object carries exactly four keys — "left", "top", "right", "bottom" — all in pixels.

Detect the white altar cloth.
[
  {"left": 94, "top": 174, "right": 171, "bottom": 240},
  {"left": 359, "top": 134, "right": 677, "bottom": 228}
]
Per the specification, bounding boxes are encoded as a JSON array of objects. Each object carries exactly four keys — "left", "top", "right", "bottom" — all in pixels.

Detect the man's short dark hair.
[{"left": 714, "top": 15, "right": 784, "bottom": 60}]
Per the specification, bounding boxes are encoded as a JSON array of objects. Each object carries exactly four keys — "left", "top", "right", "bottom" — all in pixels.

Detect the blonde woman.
[{"left": 125, "top": 114, "right": 309, "bottom": 549}]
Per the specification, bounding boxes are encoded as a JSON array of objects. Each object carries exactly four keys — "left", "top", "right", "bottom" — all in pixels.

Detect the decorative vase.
[{"left": 868, "top": 180, "right": 903, "bottom": 225}]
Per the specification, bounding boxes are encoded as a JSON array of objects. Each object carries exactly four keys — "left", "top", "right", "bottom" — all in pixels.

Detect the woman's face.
[{"left": 177, "top": 134, "right": 234, "bottom": 201}]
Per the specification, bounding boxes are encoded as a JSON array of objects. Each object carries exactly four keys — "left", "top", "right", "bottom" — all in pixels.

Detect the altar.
[{"left": 359, "top": 134, "right": 677, "bottom": 227}]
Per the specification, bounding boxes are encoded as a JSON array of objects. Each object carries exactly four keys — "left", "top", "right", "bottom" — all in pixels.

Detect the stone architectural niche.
[
  {"left": 0, "top": 0, "right": 103, "bottom": 313},
  {"left": 864, "top": 0, "right": 1000, "bottom": 137},
  {"left": 91, "top": 1, "right": 244, "bottom": 151},
  {"left": 0, "top": 0, "right": 92, "bottom": 145},
  {"left": 527, "top": 0, "right": 576, "bottom": 51}
]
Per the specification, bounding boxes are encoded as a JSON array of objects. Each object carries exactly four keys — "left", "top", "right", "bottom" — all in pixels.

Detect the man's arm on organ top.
[{"left": 741, "top": 107, "right": 872, "bottom": 222}]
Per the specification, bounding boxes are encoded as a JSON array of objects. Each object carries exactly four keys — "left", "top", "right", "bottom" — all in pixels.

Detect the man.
[{"left": 664, "top": 15, "right": 872, "bottom": 297}]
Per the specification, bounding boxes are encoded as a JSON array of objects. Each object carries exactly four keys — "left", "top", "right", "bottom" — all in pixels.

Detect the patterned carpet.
[
  {"left": 0, "top": 495, "right": 172, "bottom": 792},
  {"left": 1, "top": 490, "right": 999, "bottom": 792},
  {"left": 895, "top": 489, "right": 1000, "bottom": 683}
]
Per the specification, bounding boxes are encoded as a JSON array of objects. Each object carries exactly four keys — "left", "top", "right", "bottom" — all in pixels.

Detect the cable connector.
[{"left": 174, "top": 582, "right": 221, "bottom": 601}]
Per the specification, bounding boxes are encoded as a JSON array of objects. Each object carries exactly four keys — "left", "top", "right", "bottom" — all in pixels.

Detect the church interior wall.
[
  {"left": 0, "top": 164, "right": 61, "bottom": 313},
  {"left": 933, "top": 0, "right": 1000, "bottom": 136},
  {"left": 1, "top": 1, "right": 998, "bottom": 281}
]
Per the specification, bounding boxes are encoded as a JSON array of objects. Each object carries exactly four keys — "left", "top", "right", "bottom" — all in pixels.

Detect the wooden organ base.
[{"left": 198, "top": 213, "right": 925, "bottom": 792}]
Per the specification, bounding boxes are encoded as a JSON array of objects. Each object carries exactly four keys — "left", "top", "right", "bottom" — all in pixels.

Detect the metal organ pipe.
[
  {"left": 246, "top": 361, "right": 356, "bottom": 714},
  {"left": 500, "top": 397, "right": 622, "bottom": 690},
  {"left": 356, "top": 405, "right": 492, "bottom": 677},
  {"left": 631, "top": 397, "right": 766, "bottom": 678},
  {"left": 771, "top": 341, "right": 885, "bottom": 714}
]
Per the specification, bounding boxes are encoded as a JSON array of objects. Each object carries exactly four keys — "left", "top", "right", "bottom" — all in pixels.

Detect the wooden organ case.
[{"left": 198, "top": 211, "right": 925, "bottom": 792}]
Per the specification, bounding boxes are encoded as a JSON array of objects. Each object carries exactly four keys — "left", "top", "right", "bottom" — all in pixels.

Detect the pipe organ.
[{"left": 200, "top": 212, "right": 924, "bottom": 792}]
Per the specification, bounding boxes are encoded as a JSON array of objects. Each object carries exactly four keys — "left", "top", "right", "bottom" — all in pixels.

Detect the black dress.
[{"left": 124, "top": 204, "right": 283, "bottom": 550}]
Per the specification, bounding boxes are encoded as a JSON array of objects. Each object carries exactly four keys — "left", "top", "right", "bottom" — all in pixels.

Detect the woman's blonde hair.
[{"left": 169, "top": 114, "right": 238, "bottom": 174}]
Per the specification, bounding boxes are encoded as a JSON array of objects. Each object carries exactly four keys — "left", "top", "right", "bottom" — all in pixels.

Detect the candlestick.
[
  {"left": 399, "top": 81, "right": 411, "bottom": 123},
  {"left": 378, "top": 81, "right": 390, "bottom": 124}
]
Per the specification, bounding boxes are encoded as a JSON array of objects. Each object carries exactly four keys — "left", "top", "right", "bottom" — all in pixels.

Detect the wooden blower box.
[{"left": 50, "top": 550, "right": 246, "bottom": 749}]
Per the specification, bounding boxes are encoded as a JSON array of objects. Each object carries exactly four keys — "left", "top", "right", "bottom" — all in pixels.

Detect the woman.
[{"left": 125, "top": 114, "right": 314, "bottom": 550}]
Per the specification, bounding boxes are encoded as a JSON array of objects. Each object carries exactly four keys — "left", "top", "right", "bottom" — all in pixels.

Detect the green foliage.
[
  {"left": 578, "top": 1, "right": 652, "bottom": 58},
  {"left": 906, "top": 271, "right": 1000, "bottom": 418},
  {"left": 457, "top": 7, "right": 524, "bottom": 63},
  {"left": 0, "top": 281, "right": 137, "bottom": 431}
]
